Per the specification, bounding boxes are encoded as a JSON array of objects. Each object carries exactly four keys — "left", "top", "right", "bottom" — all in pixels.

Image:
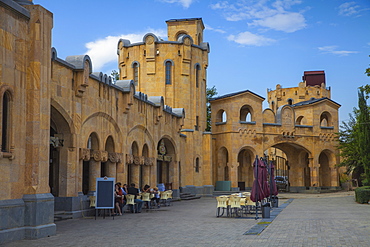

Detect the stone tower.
[
  {"left": 267, "top": 71, "right": 331, "bottom": 113},
  {"left": 117, "top": 18, "right": 212, "bottom": 186}
]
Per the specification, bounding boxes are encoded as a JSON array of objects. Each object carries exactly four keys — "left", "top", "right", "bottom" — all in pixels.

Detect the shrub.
[{"left": 355, "top": 186, "right": 370, "bottom": 204}]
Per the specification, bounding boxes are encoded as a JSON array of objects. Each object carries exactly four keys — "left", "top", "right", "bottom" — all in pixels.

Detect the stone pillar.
[
  {"left": 79, "top": 148, "right": 90, "bottom": 193},
  {"left": 23, "top": 194, "right": 56, "bottom": 239},
  {"left": 106, "top": 160, "right": 116, "bottom": 179},
  {"left": 228, "top": 162, "right": 239, "bottom": 189},
  {"left": 310, "top": 161, "right": 320, "bottom": 187},
  {"left": 89, "top": 151, "right": 101, "bottom": 193},
  {"left": 131, "top": 155, "right": 140, "bottom": 186},
  {"left": 142, "top": 165, "right": 150, "bottom": 185},
  {"left": 171, "top": 160, "right": 179, "bottom": 190},
  {"left": 330, "top": 166, "right": 338, "bottom": 187}
]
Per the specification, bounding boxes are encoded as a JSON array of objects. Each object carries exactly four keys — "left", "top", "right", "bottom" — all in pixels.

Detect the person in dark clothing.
[{"left": 127, "top": 183, "right": 143, "bottom": 213}]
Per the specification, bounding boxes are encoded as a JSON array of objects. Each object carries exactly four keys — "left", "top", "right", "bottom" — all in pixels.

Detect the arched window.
[
  {"left": 240, "top": 105, "right": 253, "bottom": 122},
  {"left": 195, "top": 64, "right": 201, "bottom": 88},
  {"left": 287, "top": 99, "right": 293, "bottom": 105},
  {"left": 1, "top": 91, "right": 10, "bottom": 152},
  {"left": 132, "top": 62, "right": 139, "bottom": 86},
  {"left": 216, "top": 109, "right": 227, "bottom": 123},
  {"left": 320, "top": 112, "right": 332, "bottom": 127},
  {"left": 296, "top": 116, "right": 304, "bottom": 125},
  {"left": 165, "top": 60, "right": 172, "bottom": 85}
]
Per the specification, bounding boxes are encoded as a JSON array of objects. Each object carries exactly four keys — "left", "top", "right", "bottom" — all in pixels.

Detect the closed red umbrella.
[
  {"left": 250, "top": 157, "right": 265, "bottom": 202},
  {"left": 270, "top": 161, "right": 278, "bottom": 196},
  {"left": 261, "top": 159, "right": 270, "bottom": 198}
]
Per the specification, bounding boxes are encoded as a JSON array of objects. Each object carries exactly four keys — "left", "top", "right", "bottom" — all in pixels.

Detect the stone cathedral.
[{"left": 0, "top": 0, "right": 341, "bottom": 243}]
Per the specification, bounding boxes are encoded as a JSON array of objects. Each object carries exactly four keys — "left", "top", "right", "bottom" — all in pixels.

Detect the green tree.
[
  {"left": 366, "top": 55, "right": 370, "bottom": 77},
  {"left": 356, "top": 88, "right": 370, "bottom": 185},
  {"left": 206, "top": 86, "right": 218, "bottom": 131},
  {"left": 338, "top": 57, "right": 370, "bottom": 185},
  {"left": 111, "top": 70, "right": 119, "bottom": 83}
]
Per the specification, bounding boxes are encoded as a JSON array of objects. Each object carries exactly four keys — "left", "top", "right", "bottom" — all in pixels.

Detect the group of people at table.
[{"left": 113, "top": 182, "right": 170, "bottom": 215}]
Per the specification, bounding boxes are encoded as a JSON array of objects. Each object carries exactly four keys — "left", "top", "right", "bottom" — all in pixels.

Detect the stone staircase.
[
  {"left": 179, "top": 192, "right": 201, "bottom": 201},
  {"left": 54, "top": 211, "right": 73, "bottom": 221}
]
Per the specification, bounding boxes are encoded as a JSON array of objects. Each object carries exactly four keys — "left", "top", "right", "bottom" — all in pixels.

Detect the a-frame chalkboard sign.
[{"left": 95, "top": 177, "right": 115, "bottom": 219}]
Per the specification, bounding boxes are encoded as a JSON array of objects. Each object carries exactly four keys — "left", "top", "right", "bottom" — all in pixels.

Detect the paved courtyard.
[{"left": 5, "top": 191, "right": 370, "bottom": 247}]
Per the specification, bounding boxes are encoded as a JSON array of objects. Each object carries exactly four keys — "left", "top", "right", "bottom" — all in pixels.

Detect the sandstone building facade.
[{"left": 0, "top": 0, "right": 340, "bottom": 244}]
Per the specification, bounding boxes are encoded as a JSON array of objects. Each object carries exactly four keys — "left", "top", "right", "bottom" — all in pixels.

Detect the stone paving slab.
[{"left": 4, "top": 192, "right": 370, "bottom": 247}]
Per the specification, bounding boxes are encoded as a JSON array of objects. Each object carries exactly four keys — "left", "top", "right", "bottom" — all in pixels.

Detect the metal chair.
[
  {"left": 216, "top": 196, "right": 228, "bottom": 217},
  {"left": 141, "top": 192, "right": 152, "bottom": 209},
  {"left": 228, "top": 196, "right": 242, "bottom": 217},
  {"left": 160, "top": 191, "right": 169, "bottom": 206},
  {"left": 125, "top": 194, "right": 137, "bottom": 213},
  {"left": 89, "top": 196, "right": 96, "bottom": 208},
  {"left": 244, "top": 196, "right": 256, "bottom": 214},
  {"left": 166, "top": 190, "right": 173, "bottom": 206}
]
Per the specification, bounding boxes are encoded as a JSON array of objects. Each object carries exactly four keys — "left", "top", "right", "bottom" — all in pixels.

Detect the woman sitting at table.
[
  {"left": 113, "top": 183, "right": 123, "bottom": 216},
  {"left": 150, "top": 187, "right": 160, "bottom": 208},
  {"left": 142, "top": 184, "right": 151, "bottom": 193}
]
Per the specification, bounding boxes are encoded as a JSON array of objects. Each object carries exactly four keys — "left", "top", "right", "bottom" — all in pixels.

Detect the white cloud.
[
  {"left": 338, "top": 1, "right": 361, "bottom": 16},
  {"left": 318, "top": 46, "right": 358, "bottom": 56},
  {"left": 85, "top": 29, "right": 166, "bottom": 72},
  {"left": 228, "top": 31, "right": 275, "bottom": 46},
  {"left": 250, "top": 12, "right": 306, "bottom": 33},
  {"left": 205, "top": 24, "right": 226, "bottom": 33},
  {"left": 159, "top": 0, "right": 195, "bottom": 8},
  {"left": 211, "top": 0, "right": 307, "bottom": 32}
]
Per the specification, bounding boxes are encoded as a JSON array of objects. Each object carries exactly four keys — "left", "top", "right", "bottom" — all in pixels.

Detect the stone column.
[
  {"left": 170, "top": 160, "right": 179, "bottom": 189},
  {"left": 106, "top": 160, "right": 116, "bottom": 179},
  {"left": 228, "top": 162, "right": 239, "bottom": 189},
  {"left": 142, "top": 158, "right": 151, "bottom": 185},
  {"left": 131, "top": 155, "right": 140, "bottom": 186},
  {"left": 330, "top": 166, "right": 338, "bottom": 187},
  {"left": 89, "top": 150, "right": 102, "bottom": 193},
  {"left": 309, "top": 158, "right": 320, "bottom": 187}
]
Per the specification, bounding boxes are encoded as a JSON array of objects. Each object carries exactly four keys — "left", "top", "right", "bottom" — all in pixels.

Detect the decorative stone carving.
[
  {"left": 164, "top": 155, "right": 172, "bottom": 162},
  {"left": 144, "top": 157, "right": 155, "bottom": 166},
  {"left": 133, "top": 155, "right": 140, "bottom": 165},
  {"left": 79, "top": 148, "right": 90, "bottom": 161},
  {"left": 91, "top": 150, "right": 101, "bottom": 162},
  {"left": 101, "top": 151, "right": 108, "bottom": 162},
  {"left": 109, "top": 152, "right": 122, "bottom": 163},
  {"left": 140, "top": 156, "right": 145, "bottom": 165},
  {"left": 126, "top": 154, "right": 134, "bottom": 164}
]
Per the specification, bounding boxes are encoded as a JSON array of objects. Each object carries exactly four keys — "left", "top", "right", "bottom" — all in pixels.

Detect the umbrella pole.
[
  {"left": 269, "top": 161, "right": 272, "bottom": 203},
  {"left": 255, "top": 157, "right": 258, "bottom": 220}
]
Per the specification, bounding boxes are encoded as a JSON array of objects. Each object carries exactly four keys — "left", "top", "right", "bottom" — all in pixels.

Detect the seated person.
[
  {"left": 117, "top": 182, "right": 127, "bottom": 212},
  {"left": 150, "top": 187, "right": 160, "bottom": 208},
  {"left": 127, "top": 183, "right": 143, "bottom": 213},
  {"left": 113, "top": 183, "right": 123, "bottom": 216},
  {"left": 142, "top": 184, "right": 151, "bottom": 193}
]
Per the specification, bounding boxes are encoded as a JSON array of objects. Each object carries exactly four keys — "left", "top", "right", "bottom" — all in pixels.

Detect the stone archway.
[
  {"left": 50, "top": 106, "right": 73, "bottom": 197},
  {"left": 157, "top": 137, "right": 176, "bottom": 190},
  {"left": 140, "top": 143, "right": 150, "bottom": 189},
  {"left": 216, "top": 147, "right": 229, "bottom": 182},
  {"left": 237, "top": 148, "right": 254, "bottom": 190},
  {"left": 102, "top": 136, "right": 116, "bottom": 178},
  {"left": 318, "top": 149, "right": 337, "bottom": 188},
  {"left": 266, "top": 143, "right": 311, "bottom": 191}
]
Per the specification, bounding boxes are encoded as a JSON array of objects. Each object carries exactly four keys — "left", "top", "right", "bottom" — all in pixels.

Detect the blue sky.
[{"left": 35, "top": 0, "right": 370, "bottom": 123}]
